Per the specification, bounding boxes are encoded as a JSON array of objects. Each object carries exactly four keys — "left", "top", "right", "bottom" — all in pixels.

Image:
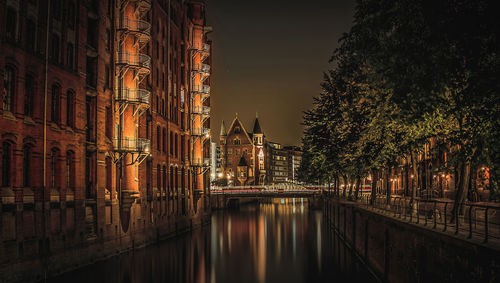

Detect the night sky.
[{"left": 207, "top": 0, "right": 356, "bottom": 146}]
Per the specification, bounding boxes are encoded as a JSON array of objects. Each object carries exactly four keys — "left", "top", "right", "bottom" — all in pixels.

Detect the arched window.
[
  {"left": 174, "top": 133, "right": 178, "bottom": 158},
  {"left": 2, "top": 142, "right": 12, "bottom": 187},
  {"left": 66, "top": 90, "right": 75, "bottom": 127},
  {"left": 3, "top": 66, "right": 15, "bottom": 112},
  {"left": 162, "top": 165, "right": 167, "bottom": 193},
  {"left": 51, "top": 84, "right": 61, "bottom": 123},
  {"left": 66, "top": 151, "right": 75, "bottom": 189},
  {"left": 24, "top": 74, "right": 34, "bottom": 117},
  {"left": 157, "top": 164, "right": 161, "bottom": 192},
  {"left": 50, "top": 148, "right": 60, "bottom": 189},
  {"left": 23, "top": 145, "right": 31, "bottom": 187},
  {"left": 105, "top": 156, "right": 111, "bottom": 193},
  {"left": 162, "top": 128, "right": 166, "bottom": 152},
  {"left": 156, "top": 126, "right": 160, "bottom": 150}
]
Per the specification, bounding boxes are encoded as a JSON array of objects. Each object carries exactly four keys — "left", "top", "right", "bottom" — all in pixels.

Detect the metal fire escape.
[
  {"left": 111, "top": 0, "right": 152, "bottom": 165},
  {"left": 190, "top": 39, "right": 211, "bottom": 174}
]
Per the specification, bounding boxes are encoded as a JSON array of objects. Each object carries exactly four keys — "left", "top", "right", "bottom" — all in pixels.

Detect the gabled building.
[{"left": 219, "top": 115, "right": 266, "bottom": 185}]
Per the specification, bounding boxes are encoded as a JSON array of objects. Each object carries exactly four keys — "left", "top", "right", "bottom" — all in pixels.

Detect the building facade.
[
  {"left": 284, "top": 145, "right": 302, "bottom": 183},
  {"left": 267, "top": 142, "right": 288, "bottom": 184},
  {"left": 0, "top": 0, "right": 212, "bottom": 281},
  {"left": 219, "top": 115, "right": 266, "bottom": 186}
]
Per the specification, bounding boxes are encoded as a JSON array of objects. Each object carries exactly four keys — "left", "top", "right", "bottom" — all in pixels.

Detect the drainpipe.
[{"left": 42, "top": 0, "right": 51, "bottom": 277}]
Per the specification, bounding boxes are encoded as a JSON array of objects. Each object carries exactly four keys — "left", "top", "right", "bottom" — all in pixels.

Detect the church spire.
[
  {"left": 252, "top": 114, "right": 263, "bottom": 134},
  {"left": 220, "top": 120, "right": 227, "bottom": 136}
]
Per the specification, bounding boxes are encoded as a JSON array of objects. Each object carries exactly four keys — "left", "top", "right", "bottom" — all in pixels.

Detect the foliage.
[{"left": 297, "top": 0, "right": 500, "bottom": 203}]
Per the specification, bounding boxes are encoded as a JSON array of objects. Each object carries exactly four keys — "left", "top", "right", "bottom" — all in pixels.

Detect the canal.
[{"left": 46, "top": 198, "right": 376, "bottom": 283}]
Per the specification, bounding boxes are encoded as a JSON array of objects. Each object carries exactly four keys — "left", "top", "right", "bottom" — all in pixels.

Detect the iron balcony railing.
[
  {"left": 192, "top": 63, "right": 211, "bottom": 74},
  {"left": 113, "top": 137, "right": 150, "bottom": 153},
  {"left": 191, "top": 105, "right": 210, "bottom": 115},
  {"left": 191, "top": 84, "right": 210, "bottom": 94},
  {"left": 191, "top": 127, "right": 210, "bottom": 137},
  {"left": 116, "top": 52, "right": 151, "bottom": 71},
  {"left": 191, "top": 42, "right": 210, "bottom": 53},
  {"left": 191, "top": 158, "right": 210, "bottom": 167},
  {"left": 118, "top": 17, "right": 151, "bottom": 37},
  {"left": 115, "top": 88, "right": 150, "bottom": 105}
]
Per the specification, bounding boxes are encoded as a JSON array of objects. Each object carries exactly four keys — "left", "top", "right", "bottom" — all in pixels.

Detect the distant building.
[
  {"left": 219, "top": 114, "right": 266, "bottom": 185},
  {"left": 284, "top": 146, "right": 302, "bottom": 183},
  {"left": 267, "top": 142, "right": 289, "bottom": 184}
]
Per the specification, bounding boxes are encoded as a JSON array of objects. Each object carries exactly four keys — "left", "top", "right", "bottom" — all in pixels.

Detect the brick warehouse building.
[
  {"left": 0, "top": 0, "right": 212, "bottom": 281},
  {"left": 219, "top": 115, "right": 266, "bottom": 186}
]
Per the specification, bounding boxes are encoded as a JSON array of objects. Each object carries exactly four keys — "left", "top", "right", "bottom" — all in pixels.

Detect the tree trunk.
[
  {"left": 451, "top": 161, "right": 471, "bottom": 222},
  {"left": 342, "top": 175, "right": 348, "bottom": 198},
  {"left": 370, "top": 169, "right": 377, "bottom": 205},
  {"left": 348, "top": 176, "right": 354, "bottom": 199},
  {"left": 385, "top": 168, "right": 391, "bottom": 205},
  {"left": 354, "top": 176, "right": 361, "bottom": 200},
  {"left": 410, "top": 151, "right": 419, "bottom": 209}
]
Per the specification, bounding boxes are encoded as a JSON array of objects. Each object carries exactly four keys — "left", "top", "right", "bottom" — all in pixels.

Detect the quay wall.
[{"left": 324, "top": 198, "right": 500, "bottom": 283}]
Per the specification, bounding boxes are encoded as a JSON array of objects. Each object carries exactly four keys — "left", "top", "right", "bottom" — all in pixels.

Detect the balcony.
[
  {"left": 125, "top": 0, "right": 151, "bottom": 14},
  {"left": 115, "top": 88, "right": 150, "bottom": 105},
  {"left": 191, "top": 158, "right": 210, "bottom": 167},
  {"left": 113, "top": 137, "right": 150, "bottom": 153},
  {"left": 191, "top": 84, "right": 210, "bottom": 95},
  {"left": 191, "top": 105, "right": 210, "bottom": 115},
  {"left": 116, "top": 52, "right": 151, "bottom": 75},
  {"left": 118, "top": 17, "right": 151, "bottom": 43},
  {"left": 191, "top": 127, "right": 210, "bottom": 137},
  {"left": 192, "top": 63, "right": 211, "bottom": 75},
  {"left": 191, "top": 43, "right": 210, "bottom": 54}
]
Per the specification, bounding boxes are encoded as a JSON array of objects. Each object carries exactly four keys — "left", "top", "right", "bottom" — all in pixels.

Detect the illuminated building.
[
  {"left": 0, "top": 0, "right": 211, "bottom": 280},
  {"left": 219, "top": 114, "right": 266, "bottom": 185}
]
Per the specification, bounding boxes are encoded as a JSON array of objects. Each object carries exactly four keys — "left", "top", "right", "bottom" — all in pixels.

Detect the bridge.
[{"left": 211, "top": 184, "right": 327, "bottom": 198}]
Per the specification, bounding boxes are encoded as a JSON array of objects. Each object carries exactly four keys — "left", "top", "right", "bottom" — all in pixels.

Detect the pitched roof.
[
  {"left": 220, "top": 120, "right": 227, "bottom": 136},
  {"left": 238, "top": 156, "right": 248, "bottom": 166},
  {"left": 252, "top": 117, "right": 263, "bottom": 134}
]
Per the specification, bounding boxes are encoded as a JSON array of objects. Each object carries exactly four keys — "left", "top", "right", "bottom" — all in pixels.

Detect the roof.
[
  {"left": 238, "top": 156, "right": 248, "bottom": 166},
  {"left": 252, "top": 117, "right": 263, "bottom": 134},
  {"left": 220, "top": 120, "right": 227, "bottom": 136}
]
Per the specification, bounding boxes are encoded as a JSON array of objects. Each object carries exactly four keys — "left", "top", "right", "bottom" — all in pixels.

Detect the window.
[
  {"left": 50, "top": 34, "right": 60, "bottom": 63},
  {"left": 66, "top": 91, "right": 75, "bottom": 127},
  {"left": 25, "top": 19, "right": 36, "bottom": 52},
  {"left": 51, "top": 0, "right": 62, "bottom": 21},
  {"left": 51, "top": 84, "right": 61, "bottom": 123},
  {"left": 50, "top": 148, "right": 59, "bottom": 188},
  {"left": 162, "top": 128, "right": 166, "bottom": 152},
  {"left": 105, "top": 156, "right": 111, "bottom": 192},
  {"left": 170, "top": 132, "right": 173, "bottom": 155},
  {"left": 233, "top": 139, "right": 240, "bottom": 145},
  {"left": 24, "top": 75, "right": 34, "bottom": 117},
  {"left": 2, "top": 142, "right": 12, "bottom": 187},
  {"left": 23, "top": 146, "right": 31, "bottom": 187},
  {"left": 157, "top": 164, "right": 161, "bottom": 191},
  {"left": 105, "top": 107, "right": 112, "bottom": 139},
  {"left": 174, "top": 133, "right": 178, "bottom": 158},
  {"left": 67, "top": 151, "right": 75, "bottom": 189},
  {"left": 67, "top": 2, "right": 76, "bottom": 29},
  {"left": 3, "top": 66, "right": 15, "bottom": 112},
  {"left": 105, "top": 29, "right": 111, "bottom": 51},
  {"left": 153, "top": 126, "right": 160, "bottom": 150},
  {"left": 67, "top": 43, "right": 74, "bottom": 69},
  {"left": 5, "top": 7, "right": 17, "bottom": 40},
  {"left": 234, "top": 126, "right": 241, "bottom": 134},
  {"left": 105, "top": 66, "right": 110, "bottom": 89}
]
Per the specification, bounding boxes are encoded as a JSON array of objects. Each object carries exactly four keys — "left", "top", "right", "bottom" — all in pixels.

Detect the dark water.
[{"left": 48, "top": 198, "right": 376, "bottom": 283}]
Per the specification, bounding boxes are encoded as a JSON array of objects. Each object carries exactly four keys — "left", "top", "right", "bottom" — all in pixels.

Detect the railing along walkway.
[{"left": 328, "top": 193, "right": 500, "bottom": 247}]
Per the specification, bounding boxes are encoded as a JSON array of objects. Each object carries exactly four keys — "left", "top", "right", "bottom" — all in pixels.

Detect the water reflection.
[{"left": 48, "top": 198, "right": 375, "bottom": 283}]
